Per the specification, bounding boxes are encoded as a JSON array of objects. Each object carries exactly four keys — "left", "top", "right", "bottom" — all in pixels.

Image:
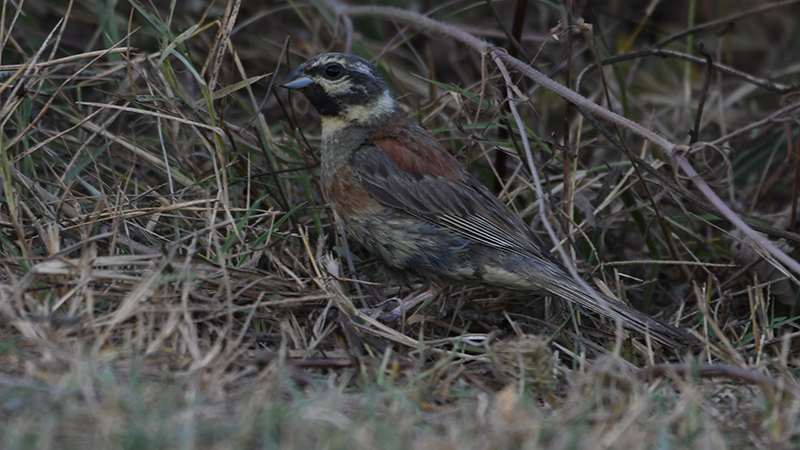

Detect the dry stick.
[
  {"left": 792, "top": 130, "right": 800, "bottom": 233},
  {"left": 576, "top": 0, "right": 800, "bottom": 93},
  {"left": 496, "top": 51, "right": 638, "bottom": 330},
  {"left": 757, "top": 123, "right": 797, "bottom": 203},
  {"left": 689, "top": 41, "right": 714, "bottom": 146},
  {"left": 77, "top": 102, "right": 226, "bottom": 135},
  {"left": 675, "top": 151, "right": 800, "bottom": 276},
  {"left": 562, "top": 1, "right": 574, "bottom": 223},
  {"left": 638, "top": 363, "right": 790, "bottom": 398},
  {"left": 201, "top": 0, "right": 240, "bottom": 88},
  {"left": 252, "top": 123, "right": 291, "bottom": 214},
  {"left": 583, "top": 19, "right": 691, "bottom": 283},
  {"left": 277, "top": 47, "right": 316, "bottom": 159},
  {"left": 484, "top": 0, "right": 530, "bottom": 62},
  {"left": 652, "top": 0, "right": 800, "bottom": 49},
  {"left": 334, "top": 2, "right": 800, "bottom": 278},
  {"left": 246, "top": 35, "right": 288, "bottom": 130},
  {"left": 575, "top": 48, "right": 796, "bottom": 95},
  {"left": 485, "top": 0, "right": 527, "bottom": 193},
  {"left": 709, "top": 101, "right": 800, "bottom": 147},
  {"left": 651, "top": 164, "right": 800, "bottom": 245},
  {"left": 0, "top": 47, "right": 131, "bottom": 72},
  {"left": 577, "top": 103, "right": 800, "bottom": 246},
  {"left": 249, "top": 38, "right": 296, "bottom": 231},
  {"left": 0, "top": 0, "right": 26, "bottom": 65}
]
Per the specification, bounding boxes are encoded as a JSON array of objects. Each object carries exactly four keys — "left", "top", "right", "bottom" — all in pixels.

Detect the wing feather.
[{"left": 350, "top": 118, "right": 555, "bottom": 264}]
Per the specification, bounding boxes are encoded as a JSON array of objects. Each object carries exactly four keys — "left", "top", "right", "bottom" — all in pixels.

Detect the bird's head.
[{"left": 280, "top": 53, "right": 399, "bottom": 134}]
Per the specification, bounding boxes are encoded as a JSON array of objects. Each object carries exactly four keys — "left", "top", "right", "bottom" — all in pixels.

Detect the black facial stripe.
[{"left": 302, "top": 84, "right": 342, "bottom": 116}]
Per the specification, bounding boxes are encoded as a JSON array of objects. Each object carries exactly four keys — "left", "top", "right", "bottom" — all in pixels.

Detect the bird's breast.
[
  {"left": 326, "top": 164, "right": 477, "bottom": 281},
  {"left": 325, "top": 165, "right": 374, "bottom": 217}
]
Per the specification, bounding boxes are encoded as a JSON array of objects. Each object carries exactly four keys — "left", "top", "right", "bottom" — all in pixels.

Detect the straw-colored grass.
[{"left": 1, "top": 1, "right": 799, "bottom": 448}]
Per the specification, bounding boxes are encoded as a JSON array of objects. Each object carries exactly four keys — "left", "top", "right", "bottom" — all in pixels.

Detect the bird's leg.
[
  {"left": 346, "top": 268, "right": 389, "bottom": 308},
  {"left": 359, "top": 283, "right": 440, "bottom": 327},
  {"left": 362, "top": 276, "right": 389, "bottom": 305}
]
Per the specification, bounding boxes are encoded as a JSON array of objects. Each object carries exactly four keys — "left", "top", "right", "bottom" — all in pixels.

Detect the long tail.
[{"left": 546, "top": 279, "right": 695, "bottom": 348}]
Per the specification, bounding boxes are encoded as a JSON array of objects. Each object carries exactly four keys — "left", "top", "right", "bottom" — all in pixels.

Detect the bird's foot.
[{"left": 361, "top": 283, "right": 440, "bottom": 327}]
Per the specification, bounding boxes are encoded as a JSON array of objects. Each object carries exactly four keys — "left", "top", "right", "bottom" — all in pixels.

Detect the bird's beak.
[{"left": 279, "top": 65, "right": 314, "bottom": 89}]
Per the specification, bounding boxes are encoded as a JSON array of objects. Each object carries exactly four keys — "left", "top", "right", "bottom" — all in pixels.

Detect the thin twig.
[
  {"left": 689, "top": 42, "right": 714, "bottom": 145},
  {"left": 484, "top": 0, "right": 530, "bottom": 61},
  {"left": 0, "top": 47, "right": 132, "bottom": 72},
  {"left": 652, "top": 0, "right": 800, "bottom": 49},
  {"left": 574, "top": 48, "right": 796, "bottom": 95},
  {"left": 675, "top": 148, "right": 800, "bottom": 276},
  {"left": 638, "top": 363, "right": 791, "bottom": 396}
]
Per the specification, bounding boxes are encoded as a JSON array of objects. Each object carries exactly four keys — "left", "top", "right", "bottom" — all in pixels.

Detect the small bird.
[{"left": 280, "top": 53, "right": 693, "bottom": 348}]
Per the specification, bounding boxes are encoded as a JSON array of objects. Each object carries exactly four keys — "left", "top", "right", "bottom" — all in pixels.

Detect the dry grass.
[{"left": 1, "top": 0, "right": 800, "bottom": 448}]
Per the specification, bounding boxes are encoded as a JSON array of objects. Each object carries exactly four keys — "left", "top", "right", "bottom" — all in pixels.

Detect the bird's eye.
[{"left": 324, "top": 63, "right": 342, "bottom": 79}]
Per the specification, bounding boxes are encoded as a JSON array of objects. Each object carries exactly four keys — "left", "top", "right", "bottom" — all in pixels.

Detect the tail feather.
[{"left": 547, "top": 282, "right": 694, "bottom": 348}]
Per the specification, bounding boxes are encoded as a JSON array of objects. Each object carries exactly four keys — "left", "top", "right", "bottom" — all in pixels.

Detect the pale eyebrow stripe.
[{"left": 350, "top": 62, "right": 372, "bottom": 74}]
